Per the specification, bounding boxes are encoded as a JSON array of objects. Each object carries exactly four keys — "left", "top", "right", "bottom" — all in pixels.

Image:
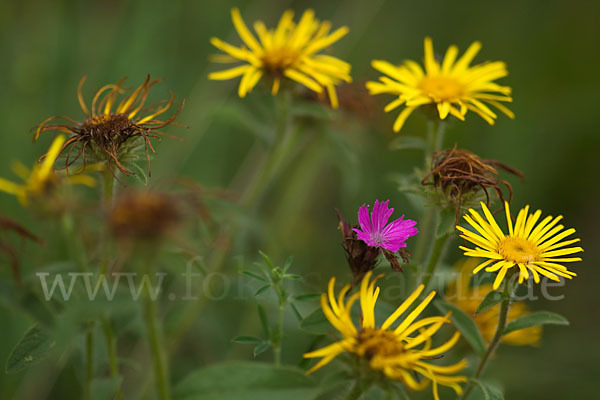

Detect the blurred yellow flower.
[
  {"left": 448, "top": 259, "right": 541, "bottom": 346},
  {"left": 457, "top": 201, "right": 583, "bottom": 289},
  {"left": 304, "top": 271, "right": 467, "bottom": 400},
  {"left": 0, "top": 135, "right": 94, "bottom": 206},
  {"left": 367, "top": 37, "right": 513, "bottom": 132},
  {"left": 209, "top": 8, "right": 352, "bottom": 108}
]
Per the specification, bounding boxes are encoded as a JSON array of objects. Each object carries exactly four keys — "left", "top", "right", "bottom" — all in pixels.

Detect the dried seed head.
[
  {"left": 35, "top": 75, "right": 184, "bottom": 179},
  {"left": 422, "top": 146, "right": 523, "bottom": 217},
  {"left": 108, "top": 190, "right": 180, "bottom": 241}
]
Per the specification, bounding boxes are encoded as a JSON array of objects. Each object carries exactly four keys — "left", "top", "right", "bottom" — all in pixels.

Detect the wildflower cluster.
[{"left": 0, "top": 7, "right": 583, "bottom": 400}]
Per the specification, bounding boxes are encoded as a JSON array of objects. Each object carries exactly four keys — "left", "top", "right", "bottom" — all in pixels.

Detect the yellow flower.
[
  {"left": 35, "top": 75, "right": 183, "bottom": 176},
  {"left": 448, "top": 259, "right": 541, "bottom": 346},
  {"left": 209, "top": 8, "right": 351, "bottom": 108},
  {"left": 366, "top": 37, "right": 513, "bottom": 132},
  {"left": 304, "top": 271, "right": 467, "bottom": 400},
  {"left": 0, "top": 135, "right": 94, "bottom": 205},
  {"left": 457, "top": 201, "right": 583, "bottom": 289}
]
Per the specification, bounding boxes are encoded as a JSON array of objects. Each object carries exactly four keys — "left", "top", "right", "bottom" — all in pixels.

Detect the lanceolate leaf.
[
  {"left": 434, "top": 300, "right": 486, "bottom": 356},
  {"left": 232, "top": 336, "right": 263, "bottom": 345},
  {"left": 470, "top": 378, "right": 504, "bottom": 400},
  {"left": 504, "top": 311, "right": 569, "bottom": 335},
  {"left": 475, "top": 290, "right": 508, "bottom": 315},
  {"left": 5, "top": 325, "right": 55, "bottom": 373},
  {"left": 173, "top": 362, "right": 319, "bottom": 400},
  {"left": 436, "top": 207, "right": 457, "bottom": 239}
]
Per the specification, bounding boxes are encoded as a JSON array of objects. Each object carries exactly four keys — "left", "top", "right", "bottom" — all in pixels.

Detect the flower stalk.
[{"left": 461, "top": 273, "right": 518, "bottom": 399}]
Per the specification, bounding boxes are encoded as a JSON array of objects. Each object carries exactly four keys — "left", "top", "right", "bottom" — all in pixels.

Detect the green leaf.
[
  {"left": 5, "top": 325, "right": 55, "bottom": 373},
  {"left": 475, "top": 290, "right": 508, "bottom": 315},
  {"left": 504, "top": 311, "right": 569, "bottom": 335},
  {"left": 255, "top": 285, "right": 271, "bottom": 296},
  {"left": 232, "top": 336, "right": 263, "bottom": 345},
  {"left": 282, "top": 274, "right": 302, "bottom": 280},
  {"left": 173, "top": 361, "right": 318, "bottom": 400},
  {"left": 282, "top": 256, "right": 294, "bottom": 273},
  {"left": 240, "top": 270, "right": 268, "bottom": 283},
  {"left": 300, "top": 308, "right": 330, "bottom": 335},
  {"left": 389, "top": 136, "right": 427, "bottom": 151},
  {"left": 436, "top": 207, "right": 457, "bottom": 239},
  {"left": 258, "top": 251, "right": 275, "bottom": 270},
  {"left": 290, "top": 303, "right": 303, "bottom": 322},
  {"left": 253, "top": 342, "right": 270, "bottom": 357},
  {"left": 469, "top": 379, "right": 504, "bottom": 400},
  {"left": 434, "top": 300, "right": 486, "bottom": 356},
  {"left": 293, "top": 293, "right": 321, "bottom": 301},
  {"left": 257, "top": 304, "right": 270, "bottom": 338}
]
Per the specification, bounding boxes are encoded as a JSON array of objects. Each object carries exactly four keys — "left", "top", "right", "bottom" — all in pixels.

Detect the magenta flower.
[{"left": 353, "top": 200, "right": 418, "bottom": 252}]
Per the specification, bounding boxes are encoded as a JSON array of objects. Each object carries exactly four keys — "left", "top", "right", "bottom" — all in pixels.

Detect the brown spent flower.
[
  {"left": 422, "top": 146, "right": 523, "bottom": 218},
  {"left": 0, "top": 215, "right": 43, "bottom": 285},
  {"left": 35, "top": 75, "right": 184, "bottom": 178},
  {"left": 108, "top": 190, "right": 180, "bottom": 241},
  {"left": 335, "top": 209, "right": 410, "bottom": 286}
]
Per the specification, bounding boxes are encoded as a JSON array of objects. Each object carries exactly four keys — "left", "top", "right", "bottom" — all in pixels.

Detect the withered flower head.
[
  {"left": 35, "top": 75, "right": 184, "bottom": 177},
  {"left": 108, "top": 190, "right": 180, "bottom": 241},
  {"left": 335, "top": 209, "right": 411, "bottom": 286},
  {"left": 0, "top": 215, "right": 43, "bottom": 285},
  {"left": 422, "top": 146, "right": 523, "bottom": 217}
]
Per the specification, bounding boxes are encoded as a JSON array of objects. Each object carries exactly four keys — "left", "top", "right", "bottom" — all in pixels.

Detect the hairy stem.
[
  {"left": 144, "top": 284, "right": 170, "bottom": 400},
  {"left": 461, "top": 276, "right": 517, "bottom": 399}
]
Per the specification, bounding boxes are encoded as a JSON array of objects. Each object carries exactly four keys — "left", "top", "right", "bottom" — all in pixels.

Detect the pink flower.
[{"left": 353, "top": 200, "right": 418, "bottom": 252}]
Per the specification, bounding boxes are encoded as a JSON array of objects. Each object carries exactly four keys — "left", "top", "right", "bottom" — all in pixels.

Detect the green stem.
[
  {"left": 103, "top": 167, "right": 115, "bottom": 205},
  {"left": 84, "top": 325, "right": 94, "bottom": 400},
  {"left": 167, "top": 90, "right": 299, "bottom": 353},
  {"left": 461, "top": 276, "right": 517, "bottom": 399},
  {"left": 144, "top": 284, "right": 170, "bottom": 400},
  {"left": 345, "top": 380, "right": 370, "bottom": 400},
  {"left": 272, "top": 303, "right": 285, "bottom": 366},
  {"left": 99, "top": 170, "right": 124, "bottom": 399},
  {"left": 420, "top": 231, "right": 451, "bottom": 291},
  {"left": 102, "top": 317, "right": 123, "bottom": 400}
]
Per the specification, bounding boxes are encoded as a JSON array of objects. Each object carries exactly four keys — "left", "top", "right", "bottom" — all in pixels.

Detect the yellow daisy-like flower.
[
  {"left": 457, "top": 201, "right": 583, "bottom": 290},
  {"left": 366, "top": 37, "right": 513, "bottom": 132},
  {"left": 448, "top": 259, "right": 541, "bottom": 346},
  {"left": 0, "top": 135, "right": 94, "bottom": 205},
  {"left": 208, "top": 8, "right": 352, "bottom": 108},
  {"left": 304, "top": 271, "right": 467, "bottom": 400}
]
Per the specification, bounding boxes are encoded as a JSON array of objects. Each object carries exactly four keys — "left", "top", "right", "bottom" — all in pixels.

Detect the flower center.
[
  {"left": 370, "top": 232, "right": 385, "bottom": 245},
  {"left": 419, "top": 76, "right": 464, "bottom": 100},
  {"left": 498, "top": 236, "right": 540, "bottom": 264},
  {"left": 261, "top": 47, "right": 300, "bottom": 73},
  {"left": 82, "top": 114, "right": 136, "bottom": 142},
  {"left": 356, "top": 328, "right": 405, "bottom": 360}
]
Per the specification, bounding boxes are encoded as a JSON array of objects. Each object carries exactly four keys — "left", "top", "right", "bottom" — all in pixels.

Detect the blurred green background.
[{"left": 0, "top": 0, "right": 598, "bottom": 398}]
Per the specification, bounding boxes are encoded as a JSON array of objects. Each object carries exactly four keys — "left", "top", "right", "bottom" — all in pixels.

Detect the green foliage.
[
  {"left": 172, "top": 361, "right": 319, "bottom": 400},
  {"left": 475, "top": 290, "right": 508, "bottom": 315},
  {"left": 434, "top": 300, "right": 487, "bottom": 356},
  {"left": 436, "top": 207, "right": 457, "bottom": 238},
  {"left": 5, "top": 324, "right": 55, "bottom": 373},
  {"left": 469, "top": 379, "right": 505, "bottom": 400},
  {"left": 504, "top": 311, "right": 569, "bottom": 335}
]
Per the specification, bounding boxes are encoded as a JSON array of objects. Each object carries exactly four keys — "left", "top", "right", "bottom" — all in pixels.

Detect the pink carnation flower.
[{"left": 353, "top": 200, "right": 418, "bottom": 252}]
